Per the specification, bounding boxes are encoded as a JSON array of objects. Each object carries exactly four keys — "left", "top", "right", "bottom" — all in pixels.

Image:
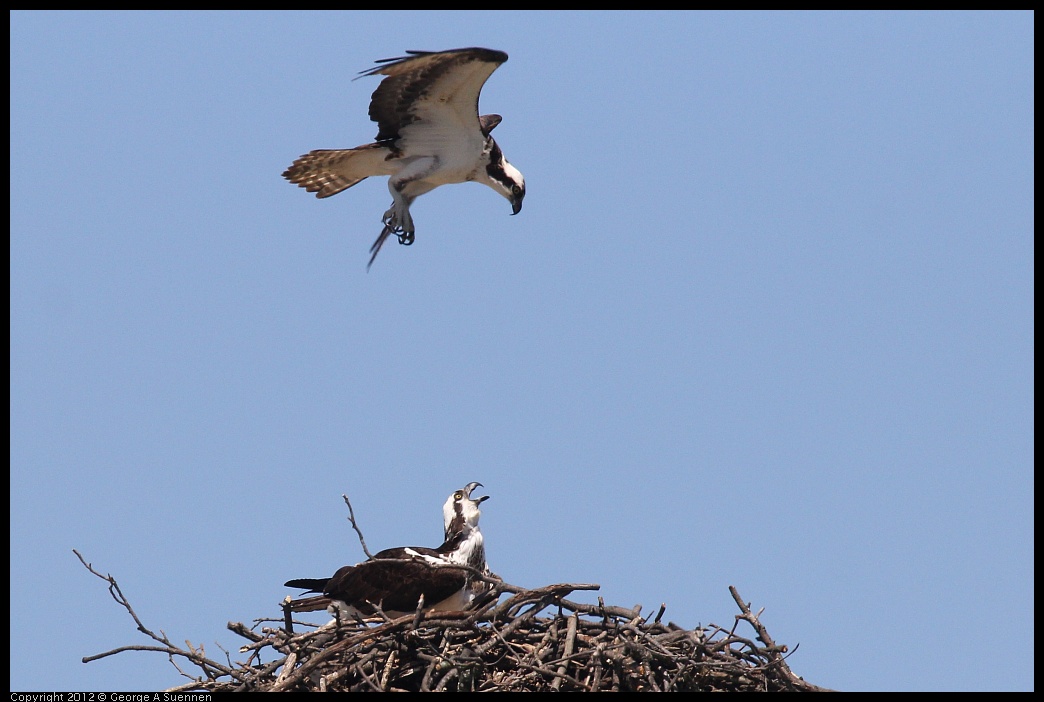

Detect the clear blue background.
[{"left": 10, "top": 10, "right": 1033, "bottom": 692}]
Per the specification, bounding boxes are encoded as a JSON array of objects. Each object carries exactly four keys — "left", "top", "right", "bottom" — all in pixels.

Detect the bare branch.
[
  {"left": 76, "top": 549, "right": 832, "bottom": 692},
  {"left": 341, "top": 493, "right": 373, "bottom": 559},
  {"left": 73, "top": 549, "right": 171, "bottom": 647}
]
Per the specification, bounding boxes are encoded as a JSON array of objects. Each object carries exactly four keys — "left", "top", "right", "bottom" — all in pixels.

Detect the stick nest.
[{"left": 76, "top": 551, "right": 830, "bottom": 692}]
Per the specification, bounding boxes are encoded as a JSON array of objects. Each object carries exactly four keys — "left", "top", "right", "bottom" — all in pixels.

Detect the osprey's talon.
[{"left": 398, "top": 231, "right": 415, "bottom": 246}]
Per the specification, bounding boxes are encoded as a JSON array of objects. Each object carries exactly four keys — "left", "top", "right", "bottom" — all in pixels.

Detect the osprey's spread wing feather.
[{"left": 360, "top": 48, "right": 508, "bottom": 147}]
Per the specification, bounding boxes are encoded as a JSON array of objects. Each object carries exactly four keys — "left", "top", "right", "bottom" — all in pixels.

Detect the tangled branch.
[{"left": 76, "top": 550, "right": 830, "bottom": 692}]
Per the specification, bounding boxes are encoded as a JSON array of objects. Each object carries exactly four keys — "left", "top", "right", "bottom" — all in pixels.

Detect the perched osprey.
[
  {"left": 284, "top": 482, "right": 492, "bottom": 618},
  {"left": 283, "top": 48, "right": 526, "bottom": 269}
]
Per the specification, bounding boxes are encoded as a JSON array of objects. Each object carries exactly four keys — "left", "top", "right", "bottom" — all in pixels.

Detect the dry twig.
[{"left": 76, "top": 549, "right": 831, "bottom": 692}]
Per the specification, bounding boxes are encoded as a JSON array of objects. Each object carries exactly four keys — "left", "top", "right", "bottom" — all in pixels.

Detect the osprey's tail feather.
[
  {"left": 282, "top": 143, "right": 392, "bottom": 199},
  {"left": 284, "top": 577, "right": 330, "bottom": 593}
]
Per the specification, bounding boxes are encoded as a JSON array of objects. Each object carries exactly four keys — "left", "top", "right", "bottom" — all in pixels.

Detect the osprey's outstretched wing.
[{"left": 360, "top": 48, "right": 509, "bottom": 146}]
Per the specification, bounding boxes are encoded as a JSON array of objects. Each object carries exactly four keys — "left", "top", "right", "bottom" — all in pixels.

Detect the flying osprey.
[
  {"left": 283, "top": 48, "right": 527, "bottom": 269},
  {"left": 284, "top": 482, "right": 492, "bottom": 619}
]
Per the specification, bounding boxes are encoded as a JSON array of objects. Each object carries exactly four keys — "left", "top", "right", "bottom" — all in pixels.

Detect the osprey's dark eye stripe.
[{"left": 454, "top": 491, "right": 463, "bottom": 500}]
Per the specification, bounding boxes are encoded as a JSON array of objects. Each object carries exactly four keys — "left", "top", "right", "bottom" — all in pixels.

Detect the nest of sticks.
[{"left": 77, "top": 550, "right": 830, "bottom": 692}]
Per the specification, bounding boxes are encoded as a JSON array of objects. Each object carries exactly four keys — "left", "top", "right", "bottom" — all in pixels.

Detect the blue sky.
[{"left": 10, "top": 11, "right": 1033, "bottom": 692}]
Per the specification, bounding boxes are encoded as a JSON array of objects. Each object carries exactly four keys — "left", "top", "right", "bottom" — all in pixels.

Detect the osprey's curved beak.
[
  {"left": 464, "top": 481, "right": 490, "bottom": 503},
  {"left": 510, "top": 197, "right": 523, "bottom": 216}
]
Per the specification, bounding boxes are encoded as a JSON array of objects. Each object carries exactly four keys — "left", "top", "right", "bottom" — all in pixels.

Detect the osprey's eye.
[
  {"left": 454, "top": 491, "right": 464, "bottom": 500},
  {"left": 512, "top": 185, "right": 522, "bottom": 197}
]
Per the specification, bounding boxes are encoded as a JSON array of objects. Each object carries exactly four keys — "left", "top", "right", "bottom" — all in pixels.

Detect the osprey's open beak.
[{"left": 464, "top": 481, "right": 490, "bottom": 503}]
